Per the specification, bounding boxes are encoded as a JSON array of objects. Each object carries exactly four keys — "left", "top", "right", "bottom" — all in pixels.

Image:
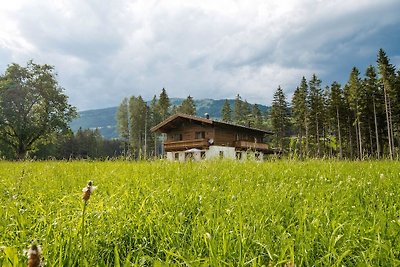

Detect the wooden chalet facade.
[{"left": 151, "top": 113, "right": 274, "bottom": 161}]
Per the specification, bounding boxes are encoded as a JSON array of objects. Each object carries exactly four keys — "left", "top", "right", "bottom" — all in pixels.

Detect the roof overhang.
[
  {"left": 150, "top": 113, "right": 273, "bottom": 135},
  {"left": 150, "top": 113, "right": 213, "bottom": 133}
]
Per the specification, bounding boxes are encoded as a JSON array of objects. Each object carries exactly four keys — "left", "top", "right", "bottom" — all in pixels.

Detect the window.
[
  {"left": 195, "top": 131, "right": 205, "bottom": 139},
  {"left": 185, "top": 152, "right": 194, "bottom": 160},
  {"left": 174, "top": 133, "right": 183, "bottom": 141}
]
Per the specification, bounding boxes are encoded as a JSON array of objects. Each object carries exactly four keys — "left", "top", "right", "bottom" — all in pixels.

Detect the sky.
[{"left": 0, "top": 0, "right": 399, "bottom": 111}]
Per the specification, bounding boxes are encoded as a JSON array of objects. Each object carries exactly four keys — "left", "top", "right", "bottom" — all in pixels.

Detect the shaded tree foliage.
[{"left": 0, "top": 61, "right": 77, "bottom": 159}]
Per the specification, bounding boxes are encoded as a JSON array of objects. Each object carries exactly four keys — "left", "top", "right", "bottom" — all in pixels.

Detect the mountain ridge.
[{"left": 70, "top": 98, "right": 270, "bottom": 139}]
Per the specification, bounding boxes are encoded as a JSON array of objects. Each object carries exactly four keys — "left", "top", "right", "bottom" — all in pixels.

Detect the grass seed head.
[
  {"left": 82, "top": 180, "right": 97, "bottom": 202},
  {"left": 27, "top": 244, "right": 42, "bottom": 267}
]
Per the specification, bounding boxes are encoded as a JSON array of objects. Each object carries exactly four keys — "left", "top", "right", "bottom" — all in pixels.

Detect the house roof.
[{"left": 150, "top": 113, "right": 273, "bottom": 135}]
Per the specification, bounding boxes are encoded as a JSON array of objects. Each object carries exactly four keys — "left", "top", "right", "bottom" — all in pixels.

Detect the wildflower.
[
  {"left": 82, "top": 180, "right": 97, "bottom": 202},
  {"left": 27, "top": 244, "right": 42, "bottom": 267}
]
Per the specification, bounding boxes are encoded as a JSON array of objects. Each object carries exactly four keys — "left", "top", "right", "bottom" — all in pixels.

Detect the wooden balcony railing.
[
  {"left": 164, "top": 139, "right": 209, "bottom": 152},
  {"left": 234, "top": 140, "right": 270, "bottom": 151},
  {"left": 163, "top": 139, "right": 271, "bottom": 153}
]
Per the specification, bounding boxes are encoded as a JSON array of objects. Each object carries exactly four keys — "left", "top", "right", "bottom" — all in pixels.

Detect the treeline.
[
  {"left": 116, "top": 88, "right": 197, "bottom": 159},
  {"left": 0, "top": 128, "right": 124, "bottom": 160},
  {"left": 269, "top": 48, "right": 400, "bottom": 159},
  {"left": 116, "top": 48, "right": 399, "bottom": 160}
]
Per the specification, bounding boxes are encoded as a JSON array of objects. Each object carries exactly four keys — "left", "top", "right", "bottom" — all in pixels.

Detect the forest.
[{"left": 115, "top": 48, "right": 400, "bottom": 160}]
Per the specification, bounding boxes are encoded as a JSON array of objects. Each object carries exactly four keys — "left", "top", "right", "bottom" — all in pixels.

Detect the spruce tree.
[
  {"left": 270, "top": 86, "right": 290, "bottom": 150},
  {"left": 242, "top": 100, "right": 251, "bottom": 125},
  {"left": 158, "top": 88, "right": 171, "bottom": 120},
  {"left": 377, "top": 49, "right": 396, "bottom": 159},
  {"left": 347, "top": 67, "right": 363, "bottom": 158},
  {"left": 251, "top": 104, "right": 263, "bottom": 128},
  {"left": 329, "top": 81, "right": 344, "bottom": 158},
  {"left": 129, "top": 96, "right": 147, "bottom": 159},
  {"left": 116, "top": 97, "right": 130, "bottom": 156},
  {"left": 363, "top": 65, "right": 382, "bottom": 157},
  {"left": 308, "top": 74, "right": 323, "bottom": 157},
  {"left": 292, "top": 77, "right": 309, "bottom": 158},
  {"left": 178, "top": 95, "right": 196, "bottom": 115},
  {"left": 221, "top": 99, "right": 232, "bottom": 122},
  {"left": 233, "top": 94, "right": 243, "bottom": 124},
  {"left": 149, "top": 95, "right": 161, "bottom": 157}
]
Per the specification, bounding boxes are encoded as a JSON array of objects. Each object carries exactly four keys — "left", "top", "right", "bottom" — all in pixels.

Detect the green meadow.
[{"left": 1, "top": 160, "right": 400, "bottom": 266}]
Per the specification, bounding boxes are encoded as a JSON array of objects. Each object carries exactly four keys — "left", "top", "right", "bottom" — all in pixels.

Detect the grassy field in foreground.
[{"left": 0, "top": 160, "right": 400, "bottom": 266}]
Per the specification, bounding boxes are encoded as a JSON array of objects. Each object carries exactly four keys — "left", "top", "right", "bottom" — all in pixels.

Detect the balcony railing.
[
  {"left": 234, "top": 140, "right": 270, "bottom": 151},
  {"left": 164, "top": 139, "right": 209, "bottom": 152},
  {"left": 163, "top": 139, "right": 271, "bottom": 153}
]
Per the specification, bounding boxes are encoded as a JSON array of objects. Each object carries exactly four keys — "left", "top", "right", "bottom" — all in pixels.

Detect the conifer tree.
[
  {"left": 149, "top": 95, "right": 161, "bottom": 157},
  {"left": 178, "top": 95, "right": 196, "bottom": 115},
  {"left": 292, "top": 77, "right": 309, "bottom": 158},
  {"left": 251, "top": 104, "right": 263, "bottom": 128},
  {"left": 322, "top": 86, "right": 332, "bottom": 157},
  {"left": 116, "top": 97, "right": 130, "bottom": 155},
  {"left": 270, "top": 86, "right": 290, "bottom": 150},
  {"left": 329, "top": 81, "right": 344, "bottom": 158},
  {"left": 347, "top": 67, "right": 363, "bottom": 158},
  {"left": 308, "top": 74, "right": 323, "bottom": 157},
  {"left": 363, "top": 65, "right": 381, "bottom": 157},
  {"left": 221, "top": 99, "right": 232, "bottom": 122},
  {"left": 242, "top": 100, "right": 251, "bottom": 125},
  {"left": 233, "top": 94, "right": 243, "bottom": 124},
  {"left": 377, "top": 49, "right": 396, "bottom": 158},
  {"left": 158, "top": 88, "right": 171, "bottom": 120},
  {"left": 129, "top": 96, "right": 147, "bottom": 159}
]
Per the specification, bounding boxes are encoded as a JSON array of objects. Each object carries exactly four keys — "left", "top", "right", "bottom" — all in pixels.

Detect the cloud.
[{"left": 0, "top": 0, "right": 399, "bottom": 110}]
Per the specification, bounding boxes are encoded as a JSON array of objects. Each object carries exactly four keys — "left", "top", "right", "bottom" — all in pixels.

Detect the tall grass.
[{"left": 0, "top": 160, "right": 399, "bottom": 266}]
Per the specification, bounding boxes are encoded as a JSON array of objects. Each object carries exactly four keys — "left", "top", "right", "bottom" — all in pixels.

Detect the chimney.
[{"left": 204, "top": 113, "right": 210, "bottom": 119}]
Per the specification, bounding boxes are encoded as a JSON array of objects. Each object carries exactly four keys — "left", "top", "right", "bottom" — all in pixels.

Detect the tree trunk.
[
  {"left": 383, "top": 86, "right": 393, "bottom": 159},
  {"left": 388, "top": 98, "right": 395, "bottom": 157},
  {"left": 357, "top": 115, "right": 363, "bottom": 159},
  {"left": 298, "top": 127, "right": 303, "bottom": 160},
  {"left": 368, "top": 122, "right": 373, "bottom": 156},
  {"left": 348, "top": 116, "right": 353, "bottom": 159},
  {"left": 373, "top": 98, "right": 380, "bottom": 159},
  {"left": 17, "top": 141, "right": 28, "bottom": 160},
  {"left": 336, "top": 107, "right": 343, "bottom": 159},
  {"left": 355, "top": 123, "right": 360, "bottom": 159},
  {"left": 305, "top": 119, "right": 309, "bottom": 158},
  {"left": 316, "top": 117, "right": 320, "bottom": 157}
]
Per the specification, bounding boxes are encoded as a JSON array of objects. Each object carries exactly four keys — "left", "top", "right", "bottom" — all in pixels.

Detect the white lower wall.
[
  {"left": 206, "top": 146, "right": 235, "bottom": 160},
  {"left": 167, "top": 146, "right": 264, "bottom": 161}
]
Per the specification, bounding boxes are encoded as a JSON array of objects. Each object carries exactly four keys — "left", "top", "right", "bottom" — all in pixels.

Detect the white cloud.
[{"left": 0, "top": 0, "right": 399, "bottom": 110}]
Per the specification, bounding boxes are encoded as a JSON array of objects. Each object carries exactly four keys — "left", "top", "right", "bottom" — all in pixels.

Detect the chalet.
[{"left": 150, "top": 113, "right": 275, "bottom": 161}]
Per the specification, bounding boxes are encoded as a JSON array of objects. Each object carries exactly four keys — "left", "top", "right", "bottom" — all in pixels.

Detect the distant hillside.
[
  {"left": 70, "top": 98, "right": 270, "bottom": 139},
  {"left": 69, "top": 106, "right": 119, "bottom": 139}
]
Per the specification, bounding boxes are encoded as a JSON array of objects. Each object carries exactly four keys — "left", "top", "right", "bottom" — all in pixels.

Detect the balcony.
[
  {"left": 234, "top": 140, "right": 270, "bottom": 152},
  {"left": 164, "top": 139, "right": 209, "bottom": 152}
]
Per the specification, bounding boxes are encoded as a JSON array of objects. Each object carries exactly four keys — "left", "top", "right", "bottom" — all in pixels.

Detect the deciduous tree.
[{"left": 0, "top": 61, "right": 77, "bottom": 159}]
